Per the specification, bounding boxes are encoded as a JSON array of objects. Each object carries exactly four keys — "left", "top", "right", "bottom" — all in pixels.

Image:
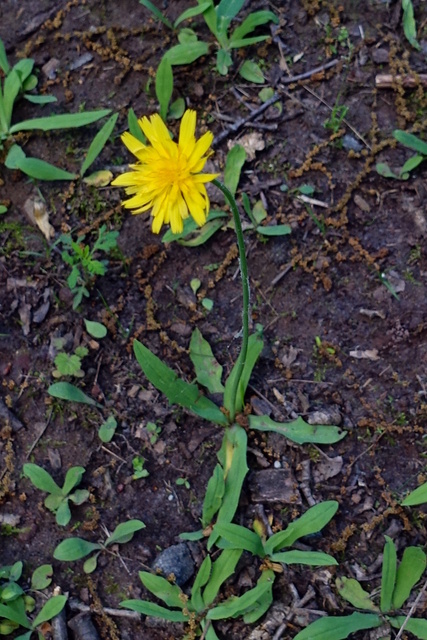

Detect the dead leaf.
[
  {"left": 24, "top": 197, "right": 54, "bottom": 240},
  {"left": 83, "top": 169, "right": 113, "bottom": 187},
  {"left": 313, "top": 455, "right": 343, "bottom": 482},
  {"left": 359, "top": 308, "right": 386, "bottom": 320},
  {"left": 228, "top": 132, "right": 265, "bottom": 161},
  {"left": 349, "top": 349, "right": 380, "bottom": 361}
]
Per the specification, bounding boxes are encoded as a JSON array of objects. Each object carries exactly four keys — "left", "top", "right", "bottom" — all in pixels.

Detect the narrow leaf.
[
  {"left": 62, "top": 466, "right": 85, "bottom": 495},
  {"left": 207, "top": 579, "right": 272, "bottom": 620},
  {"left": 174, "top": 2, "right": 212, "bottom": 27},
  {"left": 0, "top": 599, "right": 31, "bottom": 629},
  {"left": 270, "top": 550, "right": 337, "bottom": 566},
  {"left": 401, "top": 0, "right": 421, "bottom": 50},
  {"left": 24, "top": 94, "right": 57, "bottom": 104},
  {"left": 402, "top": 481, "right": 427, "bottom": 506},
  {"left": 231, "top": 10, "right": 278, "bottom": 40},
  {"left": 0, "top": 38, "right": 10, "bottom": 74},
  {"left": 32, "top": 595, "right": 67, "bottom": 628},
  {"left": 120, "top": 599, "right": 188, "bottom": 621},
  {"left": 223, "top": 330, "right": 263, "bottom": 415},
  {"left": 203, "top": 549, "right": 242, "bottom": 606},
  {"left": 202, "top": 463, "right": 225, "bottom": 527},
  {"left": 394, "top": 129, "right": 427, "bottom": 155},
  {"left": 80, "top": 113, "right": 118, "bottom": 176},
  {"left": 139, "top": 572, "right": 184, "bottom": 608},
  {"left": 48, "top": 382, "right": 103, "bottom": 407},
  {"left": 139, "top": 0, "right": 173, "bottom": 29},
  {"left": 127, "top": 107, "right": 146, "bottom": 144},
  {"left": 256, "top": 224, "right": 292, "bottom": 236},
  {"left": 164, "top": 41, "right": 209, "bottom": 66},
  {"left": 389, "top": 616, "right": 427, "bottom": 639},
  {"left": 5, "top": 146, "right": 77, "bottom": 180},
  {"left": 214, "top": 523, "right": 264, "bottom": 556},
  {"left": 9, "top": 109, "right": 111, "bottom": 133},
  {"left": 162, "top": 209, "right": 227, "bottom": 243},
  {"left": 249, "top": 414, "right": 346, "bottom": 445},
  {"left": 190, "top": 328, "right": 224, "bottom": 394},
  {"left": 243, "top": 569, "right": 274, "bottom": 623},
  {"left": 392, "top": 546, "right": 426, "bottom": 609},
  {"left": 224, "top": 144, "right": 246, "bottom": 196},
  {"left": 156, "top": 56, "right": 173, "bottom": 121},
  {"left": 265, "top": 501, "right": 339, "bottom": 553},
  {"left": 53, "top": 538, "right": 101, "bottom": 561},
  {"left": 179, "top": 218, "right": 225, "bottom": 246},
  {"left": 190, "top": 556, "right": 212, "bottom": 611},
  {"left": 293, "top": 612, "right": 382, "bottom": 640},
  {"left": 381, "top": 536, "right": 397, "bottom": 613}
]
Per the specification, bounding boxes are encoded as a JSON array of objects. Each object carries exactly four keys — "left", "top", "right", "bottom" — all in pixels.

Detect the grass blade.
[
  {"left": 9, "top": 109, "right": 111, "bottom": 133},
  {"left": 80, "top": 112, "right": 118, "bottom": 176}
]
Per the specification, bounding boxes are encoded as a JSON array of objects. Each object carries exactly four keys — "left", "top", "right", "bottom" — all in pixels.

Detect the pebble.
[
  {"left": 342, "top": 134, "right": 363, "bottom": 152},
  {"left": 152, "top": 543, "right": 195, "bottom": 587},
  {"left": 249, "top": 469, "right": 301, "bottom": 504}
]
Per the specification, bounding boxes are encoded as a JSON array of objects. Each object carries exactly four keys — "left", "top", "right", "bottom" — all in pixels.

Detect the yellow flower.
[{"left": 112, "top": 110, "right": 218, "bottom": 234}]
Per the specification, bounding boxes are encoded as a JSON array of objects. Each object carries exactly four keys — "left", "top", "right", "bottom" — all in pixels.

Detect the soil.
[{"left": 0, "top": 1, "right": 426, "bottom": 639}]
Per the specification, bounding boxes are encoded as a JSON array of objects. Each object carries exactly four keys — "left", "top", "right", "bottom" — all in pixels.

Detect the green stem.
[{"left": 213, "top": 179, "right": 249, "bottom": 423}]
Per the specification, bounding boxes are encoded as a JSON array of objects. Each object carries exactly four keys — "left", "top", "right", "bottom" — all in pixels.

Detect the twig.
[
  {"left": 394, "top": 577, "right": 427, "bottom": 640},
  {"left": 26, "top": 408, "right": 53, "bottom": 458},
  {"left": 213, "top": 59, "right": 340, "bottom": 147},
  {"left": 69, "top": 599, "right": 141, "bottom": 620},
  {"left": 376, "top": 73, "right": 427, "bottom": 89}
]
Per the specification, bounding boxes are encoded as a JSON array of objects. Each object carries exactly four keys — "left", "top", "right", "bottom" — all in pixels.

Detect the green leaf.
[
  {"left": 31, "top": 565, "right": 53, "bottom": 590},
  {"left": 270, "top": 550, "right": 337, "bottom": 566},
  {"left": 401, "top": 0, "right": 421, "bottom": 50},
  {"left": 139, "top": 0, "right": 173, "bottom": 29},
  {"left": 106, "top": 520, "right": 146, "bottom": 545},
  {"left": 127, "top": 108, "right": 146, "bottom": 144},
  {"left": 24, "top": 94, "right": 57, "bottom": 105},
  {"left": 242, "top": 569, "right": 275, "bottom": 624},
  {"left": 9, "top": 109, "right": 111, "bottom": 133},
  {"left": 230, "top": 35, "right": 270, "bottom": 49},
  {"left": 55, "top": 500, "right": 72, "bottom": 526},
  {"left": 265, "top": 501, "right": 339, "bottom": 554},
  {"left": 207, "top": 578, "right": 272, "bottom": 620},
  {"left": 230, "top": 10, "right": 278, "bottom": 41},
  {"left": 249, "top": 414, "right": 346, "bottom": 445},
  {"left": 9, "top": 561, "right": 23, "bottom": 582},
  {"left": 189, "top": 328, "right": 224, "bottom": 394},
  {"left": 0, "top": 599, "right": 31, "bottom": 629},
  {"left": 168, "top": 97, "right": 186, "bottom": 119},
  {"left": 48, "top": 382, "right": 103, "bottom": 408},
  {"left": 174, "top": 2, "right": 212, "bottom": 27},
  {"left": 208, "top": 426, "right": 248, "bottom": 547},
  {"left": 5, "top": 146, "right": 77, "bottom": 181},
  {"left": 214, "top": 523, "right": 264, "bottom": 556},
  {"left": 293, "top": 612, "right": 382, "bottom": 640},
  {"left": 83, "top": 554, "right": 99, "bottom": 574},
  {"left": 32, "top": 595, "right": 67, "bottom": 628},
  {"left": 216, "top": 48, "right": 233, "bottom": 75},
  {"left": 179, "top": 218, "right": 225, "bottom": 246},
  {"left": 139, "top": 572, "right": 184, "bottom": 608},
  {"left": 84, "top": 319, "right": 107, "bottom": 339},
  {"left": 239, "top": 60, "right": 265, "bottom": 84},
  {"left": 376, "top": 162, "right": 401, "bottom": 179},
  {"left": 133, "top": 340, "right": 227, "bottom": 426},
  {"left": 69, "top": 489, "right": 90, "bottom": 505},
  {"left": 120, "top": 599, "right": 188, "bottom": 621},
  {"left": 162, "top": 209, "right": 227, "bottom": 243},
  {"left": 381, "top": 536, "right": 397, "bottom": 613},
  {"left": 53, "top": 538, "right": 101, "bottom": 561},
  {"left": 62, "top": 466, "right": 85, "bottom": 495},
  {"left": 0, "top": 582, "right": 24, "bottom": 601},
  {"left": 400, "top": 154, "right": 424, "bottom": 175},
  {"left": 191, "top": 556, "right": 212, "bottom": 611},
  {"left": 336, "top": 577, "right": 379, "bottom": 611},
  {"left": 80, "top": 113, "right": 117, "bottom": 177},
  {"left": 402, "top": 481, "right": 427, "bottom": 506},
  {"left": 156, "top": 56, "right": 173, "bottom": 122},
  {"left": 389, "top": 616, "right": 427, "bottom": 639},
  {"left": 202, "top": 463, "right": 226, "bottom": 527},
  {"left": 23, "top": 464, "right": 62, "bottom": 495},
  {"left": 98, "top": 415, "right": 117, "bottom": 443},
  {"left": 164, "top": 41, "right": 209, "bottom": 66},
  {"left": 256, "top": 224, "right": 292, "bottom": 236},
  {"left": 203, "top": 549, "right": 242, "bottom": 606},
  {"left": 3, "top": 67, "right": 28, "bottom": 130},
  {"left": 223, "top": 330, "right": 263, "bottom": 415},
  {"left": 179, "top": 529, "right": 205, "bottom": 541},
  {"left": 392, "top": 547, "right": 426, "bottom": 608},
  {"left": 224, "top": 144, "right": 246, "bottom": 196},
  {"left": 216, "top": 0, "right": 246, "bottom": 32},
  {"left": 0, "top": 38, "right": 10, "bottom": 74},
  {"left": 394, "top": 129, "right": 427, "bottom": 155}
]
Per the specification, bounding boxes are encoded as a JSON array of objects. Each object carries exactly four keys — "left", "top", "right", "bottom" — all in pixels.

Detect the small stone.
[
  {"left": 249, "top": 469, "right": 301, "bottom": 503},
  {"left": 152, "top": 543, "right": 194, "bottom": 586},
  {"left": 342, "top": 134, "right": 363, "bottom": 152},
  {"left": 307, "top": 407, "right": 342, "bottom": 426},
  {"left": 371, "top": 48, "right": 389, "bottom": 64}
]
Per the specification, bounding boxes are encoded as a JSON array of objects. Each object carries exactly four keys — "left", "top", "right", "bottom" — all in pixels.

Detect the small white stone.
[
  {"left": 168, "top": 494, "right": 174, "bottom": 502},
  {"left": 273, "top": 460, "right": 281, "bottom": 469}
]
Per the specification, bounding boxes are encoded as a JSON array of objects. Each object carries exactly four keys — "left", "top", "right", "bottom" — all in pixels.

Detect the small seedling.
[
  {"left": 176, "top": 477, "right": 190, "bottom": 490},
  {"left": 132, "top": 456, "right": 149, "bottom": 480},
  {"left": 53, "top": 520, "right": 145, "bottom": 573},
  {"left": 323, "top": 103, "right": 348, "bottom": 133},
  {"left": 401, "top": 0, "right": 421, "bottom": 50},
  {"left": 0, "top": 560, "right": 66, "bottom": 638},
  {"left": 23, "top": 464, "right": 89, "bottom": 526},
  {"left": 377, "top": 129, "right": 427, "bottom": 180},
  {"left": 59, "top": 224, "right": 119, "bottom": 309},
  {"left": 295, "top": 536, "right": 427, "bottom": 639},
  {"left": 145, "top": 421, "right": 161, "bottom": 445},
  {"left": 52, "top": 339, "right": 88, "bottom": 379}
]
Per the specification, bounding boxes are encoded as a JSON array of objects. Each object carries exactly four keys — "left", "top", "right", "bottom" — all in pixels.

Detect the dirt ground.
[{"left": 0, "top": 0, "right": 426, "bottom": 638}]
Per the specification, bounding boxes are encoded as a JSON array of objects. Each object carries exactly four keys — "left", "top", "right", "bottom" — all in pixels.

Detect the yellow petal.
[
  {"left": 179, "top": 110, "right": 196, "bottom": 155},
  {"left": 121, "top": 131, "right": 146, "bottom": 158}
]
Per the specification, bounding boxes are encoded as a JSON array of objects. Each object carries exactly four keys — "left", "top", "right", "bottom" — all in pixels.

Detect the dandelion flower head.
[{"left": 112, "top": 110, "right": 218, "bottom": 234}]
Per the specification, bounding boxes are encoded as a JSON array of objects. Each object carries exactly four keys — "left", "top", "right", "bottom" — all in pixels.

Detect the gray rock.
[
  {"left": 249, "top": 468, "right": 301, "bottom": 503},
  {"left": 152, "top": 543, "right": 194, "bottom": 586},
  {"left": 342, "top": 134, "right": 363, "bottom": 152}
]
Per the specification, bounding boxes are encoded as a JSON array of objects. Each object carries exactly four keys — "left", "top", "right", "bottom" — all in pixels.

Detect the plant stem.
[{"left": 213, "top": 179, "right": 249, "bottom": 423}]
